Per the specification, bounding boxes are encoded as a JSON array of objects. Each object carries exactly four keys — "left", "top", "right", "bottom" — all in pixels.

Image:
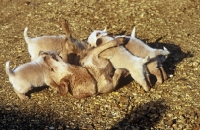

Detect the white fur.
[
  {"left": 5, "top": 53, "right": 59, "bottom": 100},
  {"left": 99, "top": 41, "right": 150, "bottom": 91},
  {"left": 88, "top": 27, "right": 170, "bottom": 84},
  {"left": 87, "top": 29, "right": 107, "bottom": 47}
]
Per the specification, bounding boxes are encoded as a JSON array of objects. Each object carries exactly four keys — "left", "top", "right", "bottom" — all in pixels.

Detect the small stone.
[
  {"left": 48, "top": 2, "right": 53, "bottom": 5},
  {"left": 165, "top": 119, "right": 174, "bottom": 126},
  {"left": 49, "top": 126, "right": 55, "bottom": 130},
  {"left": 119, "top": 96, "right": 129, "bottom": 102},
  {"left": 57, "top": 125, "right": 63, "bottom": 130},
  {"left": 5, "top": 106, "right": 12, "bottom": 111}
]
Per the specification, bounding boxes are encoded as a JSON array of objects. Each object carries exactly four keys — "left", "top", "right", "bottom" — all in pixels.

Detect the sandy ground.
[{"left": 0, "top": 0, "right": 200, "bottom": 129}]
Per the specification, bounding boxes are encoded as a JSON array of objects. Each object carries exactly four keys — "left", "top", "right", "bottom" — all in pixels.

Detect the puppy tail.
[
  {"left": 5, "top": 61, "right": 14, "bottom": 76},
  {"left": 24, "top": 27, "right": 31, "bottom": 44},
  {"left": 155, "top": 47, "right": 170, "bottom": 56}
]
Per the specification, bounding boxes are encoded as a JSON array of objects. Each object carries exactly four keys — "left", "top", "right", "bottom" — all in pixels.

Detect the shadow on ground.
[
  {"left": 0, "top": 99, "right": 168, "bottom": 129},
  {"left": 111, "top": 99, "right": 168, "bottom": 129},
  {"left": 114, "top": 36, "right": 193, "bottom": 88}
]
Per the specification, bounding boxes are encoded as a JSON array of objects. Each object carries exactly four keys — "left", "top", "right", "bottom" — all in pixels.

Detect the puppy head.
[
  {"left": 87, "top": 28, "right": 107, "bottom": 47},
  {"left": 42, "top": 51, "right": 69, "bottom": 83}
]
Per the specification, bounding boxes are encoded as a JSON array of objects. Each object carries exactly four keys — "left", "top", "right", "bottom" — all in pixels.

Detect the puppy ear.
[
  {"left": 59, "top": 78, "right": 70, "bottom": 96},
  {"left": 96, "top": 38, "right": 103, "bottom": 46}
]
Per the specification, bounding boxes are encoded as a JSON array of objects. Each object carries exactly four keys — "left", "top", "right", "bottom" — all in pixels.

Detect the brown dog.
[{"left": 43, "top": 38, "right": 127, "bottom": 98}]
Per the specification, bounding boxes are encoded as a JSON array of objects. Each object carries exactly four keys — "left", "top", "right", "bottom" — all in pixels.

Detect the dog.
[
  {"left": 24, "top": 20, "right": 87, "bottom": 63},
  {"left": 43, "top": 51, "right": 97, "bottom": 98},
  {"left": 5, "top": 51, "right": 60, "bottom": 100},
  {"left": 88, "top": 27, "right": 170, "bottom": 84},
  {"left": 91, "top": 36, "right": 151, "bottom": 91},
  {"left": 43, "top": 37, "right": 128, "bottom": 98}
]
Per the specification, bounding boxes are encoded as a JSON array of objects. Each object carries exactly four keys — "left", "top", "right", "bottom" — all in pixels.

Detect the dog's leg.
[
  {"left": 112, "top": 68, "right": 129, "bottom": 87},
  {"left": 150, "top": 67, "right": 163, "bottom": 84},
  {"left": 13, "top": 89, "right": 29, "bottom": 100},
  {"left": 94, "top": 37, "right": 125, "bottom": 56},
  {"left": 144, "top": 66, "right": 152, "bottom": 87},
  {"left": 160, "top": 66, "right": 168, "bottom": 81},
  {"left": 130, "top": 70, "right": 150, "bottom": 91},
  {"left": 148, "top": 62, "right": 163, "bottom": 84}
]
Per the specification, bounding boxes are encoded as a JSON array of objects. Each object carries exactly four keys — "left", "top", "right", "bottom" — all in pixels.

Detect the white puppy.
[
  {"left": 24, "top": 27, "right": 87, "bottom": 63},
  {"left": 5, "top": 51, "right": 60, "bottom": 100},
  {"left": 87, "top": 28, "right": 107, "bottom": 47},
  {"left": 88, "top": 27, "right": 170, "bottom": 84},
  {"left": 95, "top": 36, "right": 151, "bottom": 91}
]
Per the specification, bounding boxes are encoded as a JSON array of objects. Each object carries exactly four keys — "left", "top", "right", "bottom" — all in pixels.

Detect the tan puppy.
[
  {"left": 88, "top": 28, "right": 170, "bottom": 84},
  {"left": 5, "top": 51, "right": 60, "bottom": 100},
  {"left": 92, "top": 36, "right": 151, "bottom": 91},
  {"left": 44, "top": 52, "right": 97, "bottom": 98},
  {"left": 80, "top": 37, "right": 128, "bottom": 93},
  {"left": 116, "top": 27, "right": 170, "bottom": 84},
  {"left": 24, "top": 20, "right": 87, "bottom": 63},
  {"left": 43, "top": 38, "right": 127, "bottom": 98}
]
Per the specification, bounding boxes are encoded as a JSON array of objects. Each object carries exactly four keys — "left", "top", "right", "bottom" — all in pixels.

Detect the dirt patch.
[{"left": 0, "top": 0, "right": 200, "bottom": 129}]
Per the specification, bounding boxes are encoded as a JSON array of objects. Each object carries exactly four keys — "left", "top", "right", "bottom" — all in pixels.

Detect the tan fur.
[
  {"left": 123, "top": 38, "right": 169, "bottom": 84},
  {"left": 81, "top": 37, "right": 129, "bottom": 93},
  {"left": 43, "top": 38, "right": 128, "bottom": 98},
  {"left": 44, "top": 54, "right": 97, "bottom": 98},
  {"left": 24, "top": 20, "right": 87, "bottom": 64},
  {"left": 98, "top": 36, "right": 151, "bottom": 91},
  {"left": 88, "top": 29, "right": 170, "bottom": 84},
  {"left": 5, "top": 51, "right": 60, "bottom": 100}
]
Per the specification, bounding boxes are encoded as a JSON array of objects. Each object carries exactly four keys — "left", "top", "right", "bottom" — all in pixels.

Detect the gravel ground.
[{"left": 0, "top": 0, "right": 200, "bottom": 129}]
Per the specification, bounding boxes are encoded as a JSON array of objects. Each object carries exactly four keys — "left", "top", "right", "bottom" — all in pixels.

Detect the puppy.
[
  {"left": 80, "top": 37, "right": 129, "bottom": 93},
  {"left": 43, "top": 52, "right": 97, "bottom": 99},
  {"left": 24, "top": 20, "right": 87, "bottom": 63},
  {"left": 88, "top": 28, "right": 170, "bottom": 84},
  {"left": 87, "top": 28, "right": 107, "bottom": 47},
  {"left": 44, "top": 38, "right": 127, "bottom": 98},
  {"left": 5, "top": 51, "right": 60, "bottom": 100},
  {"left": 116, "top": 27, "right": 170, "bottom": 84},
  {"left": 93, "top": 36, "right": 151, "bottom": 91}
]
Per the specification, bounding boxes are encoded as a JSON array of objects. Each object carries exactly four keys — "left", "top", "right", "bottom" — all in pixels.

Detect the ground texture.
[{"left": 0, "top": 0, "right": 200, "bottom": 129}]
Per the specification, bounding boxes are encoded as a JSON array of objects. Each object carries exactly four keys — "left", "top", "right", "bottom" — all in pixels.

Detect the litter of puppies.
[{"left": 5, "top": 19, "right": 170, "bottom": 99}]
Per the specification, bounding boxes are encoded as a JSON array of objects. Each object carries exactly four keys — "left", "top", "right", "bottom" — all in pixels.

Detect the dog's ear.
[
  {"left": 59, "top": 78, "right": 70, "bottom": 96},
  {"left": 96, "top": 38, "right": 103, "bottom": 46}
]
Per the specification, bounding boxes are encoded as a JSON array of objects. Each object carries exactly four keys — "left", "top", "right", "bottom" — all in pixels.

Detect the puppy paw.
[
  {"left": 143, "top": 86, "right": 150, "bottom": 92},
  {"left": 156, "top": 81, "right": 163, "bottom": 85}
]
